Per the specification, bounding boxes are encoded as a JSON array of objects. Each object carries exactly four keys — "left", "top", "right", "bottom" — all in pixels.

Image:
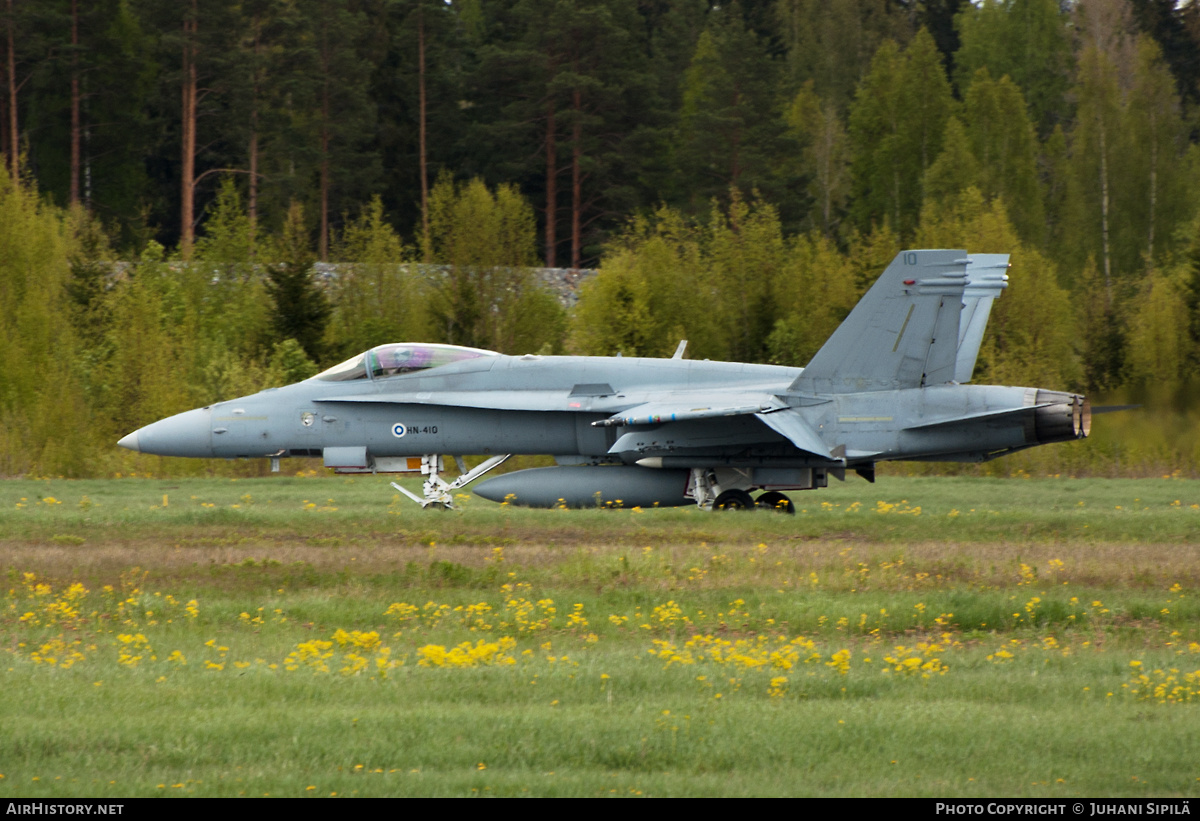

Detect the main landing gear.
[
  {"left": 710, "top": 487, "right": 796, "bottom": 513},
  {"left": 391, "top": 454, "right": 510, "bottom": 509},
  {"left": 690, "top": 469, "right": 796, "bottom": 514},
  {"left": 710, "top": 488, "right": 795, "bottom": 514}
]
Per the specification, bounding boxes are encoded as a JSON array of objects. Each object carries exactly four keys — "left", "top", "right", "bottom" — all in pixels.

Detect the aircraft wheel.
[
  {"left": 755, "top": 491, "right": 795, "bottom": 514},
  {"left": 712, "top": 489, "right": 755, "bottom": 511}
]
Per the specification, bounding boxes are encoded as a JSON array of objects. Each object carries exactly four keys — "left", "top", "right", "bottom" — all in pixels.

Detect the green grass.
[
  {"left": 2, "top": 475, "right": 1200, "bottom": 797},
  {"left": 2, "top": 473, "right": 1200, "bottom": 545}
]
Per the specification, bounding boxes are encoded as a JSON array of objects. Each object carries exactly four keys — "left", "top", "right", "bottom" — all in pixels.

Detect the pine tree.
[
  {"left": 676, "top": 14, "right": 791, "bottom": 216},
  {"left": 961, "top": 68, "right": 1044, "bottom": 245},
  {"left": 953, "top": 0, "right": 1072, "bottom": 135},
  {"left": 263, "top": 202, "right": 330, "bottom": 364},
  {"left": 849, "top": 30, "right": 955, "bottom": 238},
  {"left": 785, "top": 82, "right": 850, "bottom": 237}
]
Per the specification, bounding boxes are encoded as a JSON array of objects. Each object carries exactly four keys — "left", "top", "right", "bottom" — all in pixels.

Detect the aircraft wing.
[
  {"left": 596, "top": 397, "right": 832, "bottom": 461},
  {"left": 591, "top": 394, "right": 789, "bottom": 427}
]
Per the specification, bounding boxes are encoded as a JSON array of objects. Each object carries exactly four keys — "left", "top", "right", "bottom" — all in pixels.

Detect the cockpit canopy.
[{"left": 314, "top": 343, "right": 500, "bottom": 382}]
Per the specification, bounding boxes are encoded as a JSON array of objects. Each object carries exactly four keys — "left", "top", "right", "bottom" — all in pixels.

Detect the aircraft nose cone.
[{"left": 119, "top": 407, "right": 214, "bottom": 457}]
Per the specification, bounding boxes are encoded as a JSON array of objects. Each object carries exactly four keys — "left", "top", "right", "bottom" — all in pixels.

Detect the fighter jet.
[{"left": 117, "top": 249, "right": 1089, "bottom": 512}]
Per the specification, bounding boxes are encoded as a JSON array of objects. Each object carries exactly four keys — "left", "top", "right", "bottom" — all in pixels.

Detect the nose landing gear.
[{"left": 391, "top": 453, "right": 511, "bottom": 509}]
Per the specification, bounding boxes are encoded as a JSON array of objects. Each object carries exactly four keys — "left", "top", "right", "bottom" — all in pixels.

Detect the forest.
[{"left": 3, "top": 0, "right": 1200, "bottom": 477}]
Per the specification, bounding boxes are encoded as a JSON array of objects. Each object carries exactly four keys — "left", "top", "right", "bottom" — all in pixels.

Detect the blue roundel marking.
[{"left": 391, "top": 423, "right": 407, "bottom": 438}]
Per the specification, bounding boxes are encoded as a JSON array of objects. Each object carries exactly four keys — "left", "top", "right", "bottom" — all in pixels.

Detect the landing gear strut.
[{"left": 391, "top": 454, "right": 510, "bottom": 509}]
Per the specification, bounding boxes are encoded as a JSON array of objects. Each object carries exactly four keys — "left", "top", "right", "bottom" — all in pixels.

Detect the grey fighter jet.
[{"left": 117, "top": 249, "right": 1089, "bottom": 512}]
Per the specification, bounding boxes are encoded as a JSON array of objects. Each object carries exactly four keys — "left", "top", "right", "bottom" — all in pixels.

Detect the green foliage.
[
  {"left": 1125, "top": 266, "right": 1191, "bottom": 386},
  {"left": 923, "top": 116, "right": 980, "bottom": 205},
  {"left": 265, "top": 339, "right": 320, "bottom": 387},
  {"left": 573, "top": 199, "right": 793, "bottom": 361},
  {"left": 766, "top": 232, "right": 860, "bottom": 367},
  {"left": 1075, "top": 258, "right": 1127, "bottom": 394},
  {"left": 1119, "top": 36, "right": 1190, "bottom": 270},
  {"left": 776, "top": 0, "right": 914, "bottom": 114},
  {"left": 953, "top": 0, "right": 1071, "bottom": 135},
  {"left": 92, "top": 242, "right": 197, "bottom": 439},
  {"left": 191, "top": 180, "right": 272, "bottom": 358},
  {"left": 704, "top": 192, "right": 788, "bottom": 363},
  {"left": 424, "top": 177, "right": 563, "bottom": 354},
  {"left": 0, "top": 176, "right": 93, "bottom": 475},
  {"left": 785, "top": 82, "right": 850, "bottom": 237},
  {"left": 194, "top": 178, "right": 255, "bottom": 267},
  {"left": 918, "top": 188, "right": 1080, "bottom": 391},
  {"left": 960, "top": 69, "right": 1045, "bottom": 246},
  {"left": 326, "top": 197, "right": 424, "bottom": 359},
  {"left": 849, "top": 30, "right": 956, "bottom": 238},
  {"left": 676, "top": 17, "right": 790, "bottom": 213},
  {"left": 571, "top": 212, "right": 699, "bottom": 357},
  {"left": 263, "top": 203, "right": 331, "bottom": 365},
  {"left": 576, "top": 195, "right": 860, "bottom": 367}
]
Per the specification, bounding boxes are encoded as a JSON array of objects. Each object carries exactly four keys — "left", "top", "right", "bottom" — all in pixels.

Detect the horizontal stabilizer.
[{"left": 753, "top": 409, "right": 832, "bottom": 460}]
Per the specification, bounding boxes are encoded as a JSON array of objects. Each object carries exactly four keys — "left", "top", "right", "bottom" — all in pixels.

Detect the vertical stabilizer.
[
  {"left": 955, "top": 254, "right": 1009, "bottom": 383},
  {"left": 789, "top": 249, "right": 969, "bottom": 394}
]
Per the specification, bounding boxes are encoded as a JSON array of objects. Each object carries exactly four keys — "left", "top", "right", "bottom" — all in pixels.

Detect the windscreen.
[{"left": 313, "top": 353, "right": 368, "bottom": 382}]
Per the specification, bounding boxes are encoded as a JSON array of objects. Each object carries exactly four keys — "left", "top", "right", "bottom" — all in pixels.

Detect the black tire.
[
  {"left": 755, "top": 491, "right": 795, "bottom": 514},
  {"left": 713, "top": 489, "right": 755, "bottom": 511}
]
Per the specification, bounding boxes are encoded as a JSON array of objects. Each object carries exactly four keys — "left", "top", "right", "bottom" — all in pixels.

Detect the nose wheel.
[{"left": 391, "top": 454, "right": 510, "bottom": 509}]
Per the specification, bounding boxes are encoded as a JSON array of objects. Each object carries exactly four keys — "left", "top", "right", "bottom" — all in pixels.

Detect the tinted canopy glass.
[{"left": 314, "top": 343, "right": 498, "bottom": 382}]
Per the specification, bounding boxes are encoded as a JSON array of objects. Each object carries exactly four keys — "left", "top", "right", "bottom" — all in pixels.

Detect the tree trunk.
[
  {"left": 418, "top": 7, "right": 430, "bottom": 258},
  {"left": 1098, "top": 122, "right": 1112, "bottom": 307},
  {"left": 544, "top": 99, "right": 557, "bottom": 268},
  {"left": 571, "top": 87, "right": 581, "bottom": 271},
  {"left": 1147, "top": 112, "right": 1158, "bottom": 267},
  {"left": 728, "top": 86, "right": 742, "bottom": 191},
  {"left": 69, "top": 0, "right": 80, "bottom": 205},
  {"left": 248, "top": 17, "right": 261, "bottom": 255},
  {"left": 6, "top": 0, "right": 17, "bottom": 180},
  {"left": 180, "top": 2, "right": 198, "bottom": 259},
  {"left": 319, "top": 88, "right": 330, "bottom": 261},
  {"left": 248, "top": 127, "right": 258, "bottom": 253}
]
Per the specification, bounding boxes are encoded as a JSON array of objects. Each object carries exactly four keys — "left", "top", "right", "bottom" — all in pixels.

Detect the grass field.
[{"left": 2, "top": 474, "right": 1200, "bottom": 797}]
